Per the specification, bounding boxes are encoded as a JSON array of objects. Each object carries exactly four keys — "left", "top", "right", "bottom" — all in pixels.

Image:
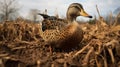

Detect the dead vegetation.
[{"left": 0, "top": 14, "right": 120, "bottom": 67}]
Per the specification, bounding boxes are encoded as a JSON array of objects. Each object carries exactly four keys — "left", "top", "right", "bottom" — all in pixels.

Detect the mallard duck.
[
  {"left": 38, "top": 3, "right": 92, "bottom": 31},
  {"left": 39, "top": 3, "right": 92, "bottom": 51}
]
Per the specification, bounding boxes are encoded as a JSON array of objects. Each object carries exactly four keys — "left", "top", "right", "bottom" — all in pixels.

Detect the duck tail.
[{"left": 38, "top": 13, "right": 50, "bottom": 19}]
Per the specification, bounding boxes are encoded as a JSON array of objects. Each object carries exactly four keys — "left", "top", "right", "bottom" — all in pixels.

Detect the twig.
[
  {"left": 82, "top": 47, "right": 94, "bottom": 66},
  {"left": 109, "top": 11, "right": 113, "bottom": 26},
  {"left": 95, "top": 55, "right": 103, "bottom": 67},
  {"left": 0, "top": 59, "right": 4, "bottom": 67},
  {"left": 73, "top": 40, "right": 92, "bottom": 58},
  {"left": 96, "top": 5, "right": 101, "bottom": 18},
  {"left": 51, "top": 63, "right": 54, "bottom": 67},
  {"left": 37, "top": 60, "right": 41, "bottom": 67},
  {"left": 103, "top": 48, "right": 108, "bottom": 67},
  {"left": 0, "top": 54, "right": 9, "bottom": 57},
  {"left": 113, "top": 12, "right": 120, "bottom": 26},
  {"left": 12, "top": 46, "right": 26, "bottom": 50},
  {"left": 107, "top": 48, "right": 115, "bottom": 66}
]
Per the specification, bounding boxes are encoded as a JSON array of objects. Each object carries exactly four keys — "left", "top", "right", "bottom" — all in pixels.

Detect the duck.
[
  {"left": 39, "top": 3, "right": 92, "bottom": 51},
  {"left": 38, "top": 3, "right": 92, "bottom": 31}
]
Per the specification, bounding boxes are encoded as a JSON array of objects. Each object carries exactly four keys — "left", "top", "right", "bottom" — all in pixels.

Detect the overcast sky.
[{"left": 18, "top": 0, "right": 120, "bottom": 20}]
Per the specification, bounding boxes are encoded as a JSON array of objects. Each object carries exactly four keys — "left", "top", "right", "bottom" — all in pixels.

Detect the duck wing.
[{"left": 42, "top": 22, "right": 83, "bottom": 51}]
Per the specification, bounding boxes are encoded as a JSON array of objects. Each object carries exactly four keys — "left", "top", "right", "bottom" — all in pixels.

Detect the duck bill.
[{"left": 80, "top": 10, "right": 92, "bottom": 18}]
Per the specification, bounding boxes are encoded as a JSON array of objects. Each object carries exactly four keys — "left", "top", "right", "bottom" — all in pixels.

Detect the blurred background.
[{"left": 0, "top": 0, "right": 120, "bottom": 22}]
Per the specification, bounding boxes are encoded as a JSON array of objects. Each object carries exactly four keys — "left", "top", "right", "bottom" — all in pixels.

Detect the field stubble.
[{"left": 0, "top": 17, "right": 120, "bottom": 67}]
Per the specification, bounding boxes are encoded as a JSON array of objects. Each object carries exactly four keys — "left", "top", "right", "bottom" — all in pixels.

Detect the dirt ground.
[{"left": 0, "top": 17, "right": 120, "bottom": 67}]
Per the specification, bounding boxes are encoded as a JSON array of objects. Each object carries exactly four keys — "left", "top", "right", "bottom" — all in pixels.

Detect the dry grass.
[{"left": 0, "top": 15, "right": 120, "bottom": 67}]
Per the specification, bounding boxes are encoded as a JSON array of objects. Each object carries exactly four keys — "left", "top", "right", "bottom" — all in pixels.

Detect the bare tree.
[{"left": 0, "top": 0, "right": 20, "bottom": 21}]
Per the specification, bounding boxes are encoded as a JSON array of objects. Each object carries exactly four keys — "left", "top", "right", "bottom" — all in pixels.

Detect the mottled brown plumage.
[
  {"left": 39, "top": 3, "right": 92, "bottom": 51},
  {"left": 40, "top": 21, "right": 83, "bottom": 51}
]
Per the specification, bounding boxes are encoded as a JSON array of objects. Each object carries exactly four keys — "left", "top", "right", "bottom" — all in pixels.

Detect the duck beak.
[{"left": 80, "top": 9, "right": 92, "bottom": 18}]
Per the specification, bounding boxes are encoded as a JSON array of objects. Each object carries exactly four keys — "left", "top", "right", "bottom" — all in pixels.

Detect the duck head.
[{"left": 67, "top": 3, "right": 92, "bottom": 22}]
